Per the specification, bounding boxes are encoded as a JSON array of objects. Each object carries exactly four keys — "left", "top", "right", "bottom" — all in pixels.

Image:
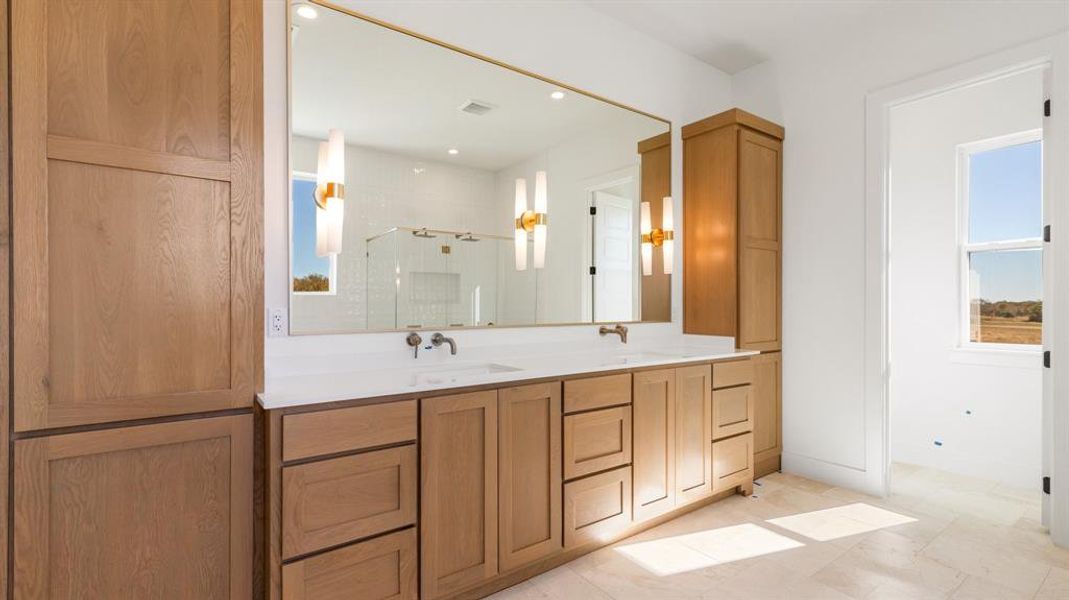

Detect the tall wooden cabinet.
[{"left": 8, "top": 0, "right": 262, "bottom": 597}]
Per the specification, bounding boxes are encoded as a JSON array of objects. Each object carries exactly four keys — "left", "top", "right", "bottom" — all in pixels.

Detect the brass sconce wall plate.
[
  {"left": 642, "top": 228, "right": 673, "bottom": 247},
  {"left": 515, "top": 210, "right": 548, "bottom": 232},
  {"left": 313, "top": 182, "right": 345, "bottom": 209}
]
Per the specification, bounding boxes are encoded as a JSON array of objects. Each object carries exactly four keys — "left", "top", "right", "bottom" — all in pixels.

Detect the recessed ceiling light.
[
  {"left": 447, "top": 148, "right": 459, "bottom": 155},
  {"left": 295, "top": 3, "right": 318, "bottom": 20},
  {"left": 550, "top": 90, "right": 565, "bottom": 100}
]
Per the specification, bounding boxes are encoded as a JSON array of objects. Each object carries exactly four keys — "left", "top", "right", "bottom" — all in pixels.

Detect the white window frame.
[
  {"left": 957, "top": 128, "right": 1043, "bottom": 352},
  {"left": 290, "top": 170, "right": 338, "bottom": 296}
]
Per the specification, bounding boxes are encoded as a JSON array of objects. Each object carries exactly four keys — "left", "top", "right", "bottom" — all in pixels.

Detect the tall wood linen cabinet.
[
  {"left": 7, "top": 0, "right": 263, "bottom": 597},
  {"left": 683, "top": 108, "right": 783, "bottom": 476}
]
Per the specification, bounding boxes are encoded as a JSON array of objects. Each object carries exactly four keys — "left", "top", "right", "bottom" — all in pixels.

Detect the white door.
[{"left": 593, "top": 191, "right": 636, "bottom": 322}]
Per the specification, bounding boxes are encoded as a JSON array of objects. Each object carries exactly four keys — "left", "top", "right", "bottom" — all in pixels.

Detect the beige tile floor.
[{"left": 489, "top": 464, "right": 1069, "bottom": 599}]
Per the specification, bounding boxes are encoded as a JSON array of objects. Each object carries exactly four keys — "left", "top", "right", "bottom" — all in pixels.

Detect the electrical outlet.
[{"left": 269, "top": 308, "right": 287, "bottom": 337}]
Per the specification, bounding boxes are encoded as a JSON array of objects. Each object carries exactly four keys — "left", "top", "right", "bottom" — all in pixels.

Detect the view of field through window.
[{"left": 966, "top": 139, "right": 1042, "bottom": 345}]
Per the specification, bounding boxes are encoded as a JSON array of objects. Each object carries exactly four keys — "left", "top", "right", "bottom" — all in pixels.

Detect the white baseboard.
[{"left": 781, "top": 452, "right": 885, "bottom": 497}]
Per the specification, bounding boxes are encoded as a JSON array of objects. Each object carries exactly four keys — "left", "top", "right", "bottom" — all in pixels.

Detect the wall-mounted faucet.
[
  {"left": 431, "top": 332, "right": 457, "bottom": 355},
  {"left": 599, "top": 323, "right": 628, "bottom": 344},
  {"left": 406, "top": 332, "right": 423, "bottom": 358}
]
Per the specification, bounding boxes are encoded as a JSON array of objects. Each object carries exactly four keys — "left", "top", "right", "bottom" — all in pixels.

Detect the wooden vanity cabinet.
[
  {"left": 682, "top": 108, "right": 783, "bottom": 352},
  {"left": 498, "top": 383, "right": 562, "bottom": 572},
  {"left": 421, "top": 391, "right": 499, "bottom": 599},
  {"left": 752, "top": 352, "right": 783, "bottom": 477},
  {"left": 633, "top": 369, "right": 677, "bottom": 521}
]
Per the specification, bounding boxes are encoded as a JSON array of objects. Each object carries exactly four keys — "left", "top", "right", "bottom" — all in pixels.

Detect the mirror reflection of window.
[{"left": 291, "top": 175, "right": 335, "bottom": 295}]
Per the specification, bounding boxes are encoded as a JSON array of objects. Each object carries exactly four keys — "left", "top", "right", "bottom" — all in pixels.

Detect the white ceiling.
[
  {"left": 291, "top": 4, "right": 667, "bottom": 171},
  {"left": 588, "top": 1, "right": 1069, "bottom": 75}
]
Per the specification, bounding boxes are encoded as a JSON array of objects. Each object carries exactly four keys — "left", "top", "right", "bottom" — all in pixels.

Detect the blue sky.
[
  {"left": 292, "top": 178, "right": 331, "bottom": 279},
  {"left": 968, "top": 140, "right": 1042, "bottom": 302}
]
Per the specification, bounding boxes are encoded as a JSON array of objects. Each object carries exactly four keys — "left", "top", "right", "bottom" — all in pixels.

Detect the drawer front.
[
  {"left": 564, "top": 374, "right": 631, "bottom": 414},
  {"left": 563, "top": 406, "right": 632, "bottom": 480},
  {"left": 564, "top": 466, "right": 632, "bottom": 549},
  {"left": 713, "top": 360, "right": 753, "bottom": 389},
  {"left": 283, "top": 445, "right": 417, "bottom": 559},
  {"left": 283, "top": 400, "right": 417, "bottom": 462},
  {"left": 712, "top": 385, "right": 754, "bottom": 440},
  {"left": 712, "top": 433, "right": 754, "bottom": 493},
  {"left": 282, "top": 528, "right": 418, "bottom": 600}
]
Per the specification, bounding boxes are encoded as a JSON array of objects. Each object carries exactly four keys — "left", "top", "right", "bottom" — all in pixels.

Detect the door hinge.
[
  {"left": 589, "top": 206, "right": 597, "bottom": 216},
  {"left": 1044, "top": 351, "right": 1051, "bottom": 368},
  {"left": 589, "top": 266, "right": 596, "bottom": 275},
  {"left": 1044, "top": 99, "right": 1051, "bottom": 117},
  {"left": 1044, "top": 225, "right": 1051, "bottom": 243},
  {"left": 1043, "top": 476, "right": 1051, "bottom": 495}
]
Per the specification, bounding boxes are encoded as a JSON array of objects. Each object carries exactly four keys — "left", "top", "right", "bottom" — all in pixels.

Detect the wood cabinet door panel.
[
  {"left": 752, "top": 352, "right": 782, "bottom": 472},
  {"left": 675, "top": 365, "right": 712, "bottom": 503},
  {"left": 712, "top": 385, "right": 754, "bottom": 441},
  {"left": 499, "top": 382, "right": 562, "bottom": 572},
  {"left": 713, "top": 359, "right": 754, "bottom": 389},
  {"left": 282, "top": 445, "right": 417, "bottom": 559},
  {"left": 563, "top": 374, "right": 631, "bottom": 414},
  {"left": 11, "top": 0, "right": 261, "bottom": 431},
  {"left": 632, "top": 369, "right": 676, "bottom": 521},
  {"left": 282, "top": 528, "right": 418, "bottom": 600},
  {"left": 563, "top": 466, "right": 632, "bottom": 549},
  {"left": 738, "top": 129, "right": 781, "bottom": 351},
  {"left": 13, "top": 415, "right": 252, "bottom": 599},
  {"left": 712, "top": 433, "right": 754, "bottom": 494},
  {"left": 564, "top": 406, "right": 632, "bottom": 481},
  {"left": 283, "top": 400, "right": 417, "bottom": 462},
  {"left": 421, "top": 391, "right": 498, "bottom": 599}
]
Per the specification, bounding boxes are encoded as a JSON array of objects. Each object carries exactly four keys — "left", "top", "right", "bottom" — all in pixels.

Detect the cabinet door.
[
  {"left": 499, "top": 382, "right": 562, "bottom": 572},
  {"left": 633, "top": 369, "right": 676, "bottom": 521},
  {"left": 712, "top": 385, "right": 754, "bottom": 441},
  {"left": 564, "top": 406, "right": 632, "bottom": 480},
  {"left": 11, "top": 0, "right": 261, "bottom": 431},
  {"left": 421, "top": 391, "right": 498, "bottom": 599},
  {"left": 738, "top": 129, "right": 782, "bottom": 351},
  {"left": 675, "top": 365, "right": 712, "bottom": 504},
  {"left": 563, "top": 466, "right": 632, "bottom": 549},
  {"left": 713, "top": 433, "right": 755, "bottom": 494},
  {"left": 752, "top": 352, "right": 783, "bottom": 476},
  {"left": 14, "top": 415, "right": 252, "bottom": 599},
  {"left": 282, "top": 528, "right": 417, "bottom": 600}
]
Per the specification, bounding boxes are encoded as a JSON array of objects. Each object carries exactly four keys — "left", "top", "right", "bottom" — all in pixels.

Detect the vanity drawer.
[
  {"left": 282, "top": 528, "right": 418, "bottom": 600},
  {"left": 283, "top": 445, "right": 417, "bottom": 559},
  {"left": 712, "top": 385, "right": 754, "bottom": 440},
  {"left": 563, "top": 406, "right": 632, "bottom": 480},
  {"left": 283, "top": 400, "right": 417, "bottom": 462},
  {"left": 564, "top": 374, "right": 631, "bottom": 414},
  {"left": 713, "top": 359, "right": 753, "bottom": 389},
  {"left": 563, "top": 466, "right": 632, "bottom": 549},
  {"left": 712, "top": 433, "right": 754, "bottom": 493}
]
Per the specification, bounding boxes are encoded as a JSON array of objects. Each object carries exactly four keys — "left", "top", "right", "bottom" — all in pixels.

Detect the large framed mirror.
[{"left": 289, "top": 1, "right": 672, "bottom": 334}]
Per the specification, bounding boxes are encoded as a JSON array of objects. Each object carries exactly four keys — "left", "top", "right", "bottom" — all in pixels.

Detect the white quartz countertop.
[{"left": 258, "top": 333, "right": 757, "bottom": 410}]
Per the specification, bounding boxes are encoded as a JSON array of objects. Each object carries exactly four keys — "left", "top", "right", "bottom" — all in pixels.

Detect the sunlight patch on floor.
[
  {"left": 766, "top": 502, "right": 916, "bottom": 542},
  {"left": 615, "top": 523, "right": 804, "bottom": 576}
]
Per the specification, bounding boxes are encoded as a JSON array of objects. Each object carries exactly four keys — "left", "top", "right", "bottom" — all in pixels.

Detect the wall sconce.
[
  {"left": 514, "top": 171, "right": 549, "bottom": 270},
  {"left": 641, "top": 197, "right": 674, "bottom": 276},
  {"left": 314, "top": 128, "right": 345, "bottom": 257}
]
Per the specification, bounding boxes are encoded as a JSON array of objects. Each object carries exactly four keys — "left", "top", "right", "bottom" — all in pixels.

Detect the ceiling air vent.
[{"left": 459, "top": 99, "right": 495, "bottom": 116}]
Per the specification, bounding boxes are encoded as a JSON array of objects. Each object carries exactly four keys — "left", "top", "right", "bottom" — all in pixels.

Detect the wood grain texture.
[
  {"left": 282, "top": 400, "right": 417, "bottom": 462},
  {"left": 563, "top": 374, "right": 631, "bottom": 414},
  {"left": 738, "top": 129, "right": 782, "bottom": 351},
  {"left": 282, "top": 445, "right": 416, "bottom": 560},
  {"left": 632, "top": 369, "right": 676, "bottom": 521},
  {"left": 421, "top": 391, "right": 499, "bottom": 599},
  {"left": 281, "top": 528, "right": 418, "bottom": 600},
  {"left": 752, "top": 351, "right": 782, "bottom": 477},
  {"left": 683, "top": 124, "right": 738, "bottom": 336},
  {"left": 266, "top": 410, "right": 284, "bottom": 600},
  {"left": 0, "top": 0, "right": 10, "bottom": 591},
  {"left": 12, "top": 0, "right": 262, "bottom": 431},
  {"left": 713, "top": 359, "right": 754, "bottom": 389},
  {"left": 681, "top": 108, "right": 785, "bottom": 141},
  {"left": 564, "top": 406, "right": 632, "bottom": 481},
  {"left": 563, "top": 466, "right": 632, "bottom": 549},
  {"left": 638, "top": 133, "right": 672, "bottom": 322},
  {"left": 498, "top": 382, "right": 562, "bottom": 572},
  {"left": 712, "top": 432, "right": 754, "bottom": 494},
  {"left": 712, "top": 385, "right": 754, "bottom": 441},
  {"left": 13, "top": 414, "right": 253, "bottom": 599},
  {"left": 674, "top": 365, "right": 712, "bottom": 503}
]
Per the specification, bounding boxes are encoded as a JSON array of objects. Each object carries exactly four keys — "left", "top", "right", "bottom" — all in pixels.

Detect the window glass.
[
  {"left": 968, "top": 141, "right": 1042, "bottom": 243},
  {"left": 967, "top": 249, "right": 1042, "bottom": 345},
  {"left": 292, "top": 177, "right": 333, "bottom": 293}
]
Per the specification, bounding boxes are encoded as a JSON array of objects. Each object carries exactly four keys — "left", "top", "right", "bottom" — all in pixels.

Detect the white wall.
[
  {"left": 731, "top": 6, "right": 1069, "bottom": 490},
  {"left": 889, "top": 69, "right": 1043, "bottom": 489},
  {"left": 264, "top": 0, "right": 733, "bottom": 345}
]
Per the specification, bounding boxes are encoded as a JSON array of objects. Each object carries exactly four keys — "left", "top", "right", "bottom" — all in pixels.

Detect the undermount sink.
[
  {"left": 598, "top": 352, "right": 674, "bottom": 366},
  {"left": 410, "top": 363, "right": 521, "bottom": 386}
]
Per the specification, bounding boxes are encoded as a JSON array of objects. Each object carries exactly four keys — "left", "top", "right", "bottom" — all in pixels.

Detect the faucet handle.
[{"left": 406, "top": 332, "right": 423, "bottom": 358}]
